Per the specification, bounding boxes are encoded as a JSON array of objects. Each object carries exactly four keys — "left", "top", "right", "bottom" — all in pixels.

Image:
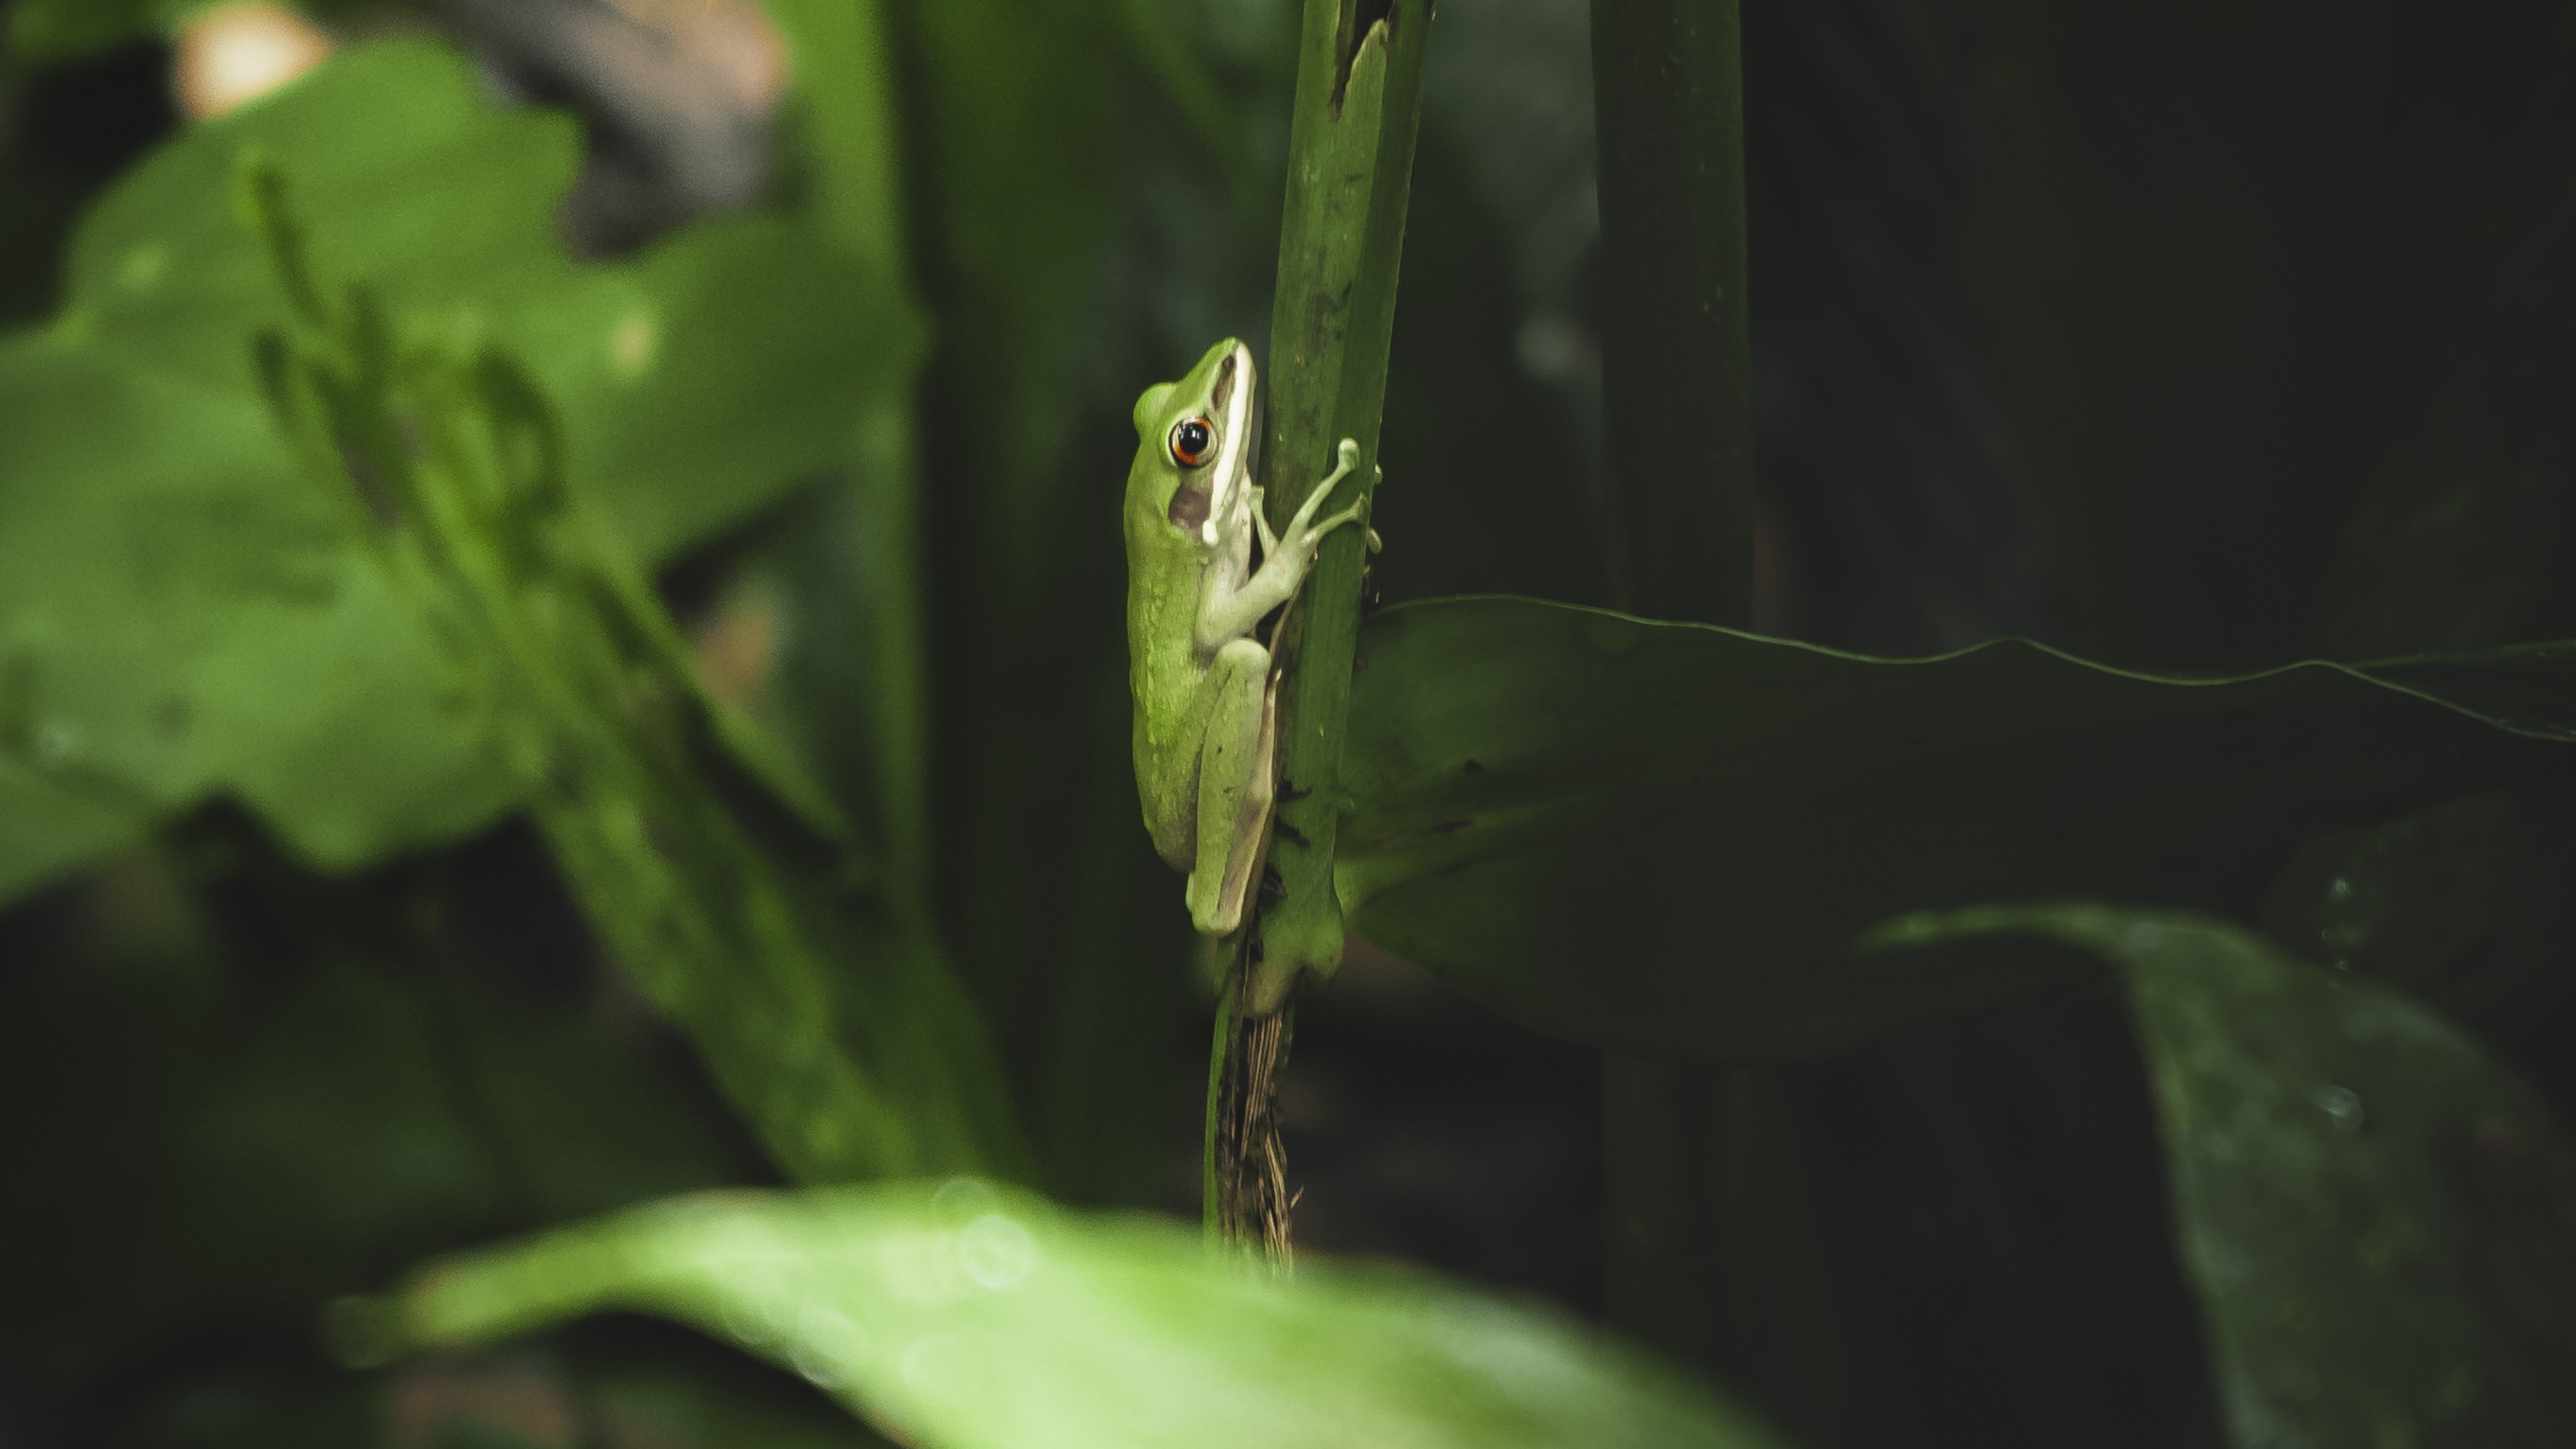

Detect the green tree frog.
[{"left": 1126, "top": 338, "right": 1370, "bottom": 936}]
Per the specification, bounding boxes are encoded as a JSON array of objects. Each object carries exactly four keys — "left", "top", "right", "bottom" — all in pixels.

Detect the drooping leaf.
[
  {"left": 1868, "top": 903, "right": 2576, "bottom": 1448},
  {"left": 0, "top": 38, "right": 914, "bottom": 906},
  {"left": 1337, "top": 596, "right": 2576, "bottom": 1058},
  {"left": 336, "top": 1182, "right": 1788, "bottom": 1449}
]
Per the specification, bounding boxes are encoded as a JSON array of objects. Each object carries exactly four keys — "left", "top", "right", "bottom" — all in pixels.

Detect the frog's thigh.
[{"left": 1185, "top": 639, "right": 1272, "bottom": 935}]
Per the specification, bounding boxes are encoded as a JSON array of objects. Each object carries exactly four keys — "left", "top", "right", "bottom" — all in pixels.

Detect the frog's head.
[{"left": 1131, "top": 337, "right": 1258, "bottom": 549}]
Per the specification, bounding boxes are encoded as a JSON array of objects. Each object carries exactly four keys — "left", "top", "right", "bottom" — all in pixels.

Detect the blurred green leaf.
[
  {"left": 244, "top": 186, "right": 1022, "bottom": 1183},
  {"left": 759, "top": 0, "right": 909, "bottom": 279},
  {"left": 1337, "top": 597, "right": 2576, "bottom": 1058},
  {"left": 0, "top": 38, "right": 915, "bottom": 906},
  {"left": 1869, "top": 904, "right": 2576, "bottom": 1448},
  {"left": 340, "top": 1182, "right": 1788, "bottom": 1449}
]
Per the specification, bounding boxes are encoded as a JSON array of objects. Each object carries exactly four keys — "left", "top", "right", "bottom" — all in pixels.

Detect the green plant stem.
[
  {"left": 1202, "top": 970, "right": 1234, "bottom": 1241},
  {"left": 1252, "top": 0, "right": 1438, "bottom": 1007},
  {"left": 1588, "top": 0, "right": 1761, "bottom": 1393},
  {"left": 1203, "top": 0, "right": 1437, "bottom": 1249}
]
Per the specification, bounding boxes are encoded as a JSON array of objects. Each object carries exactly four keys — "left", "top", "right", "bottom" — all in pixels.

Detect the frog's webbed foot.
[{"left": 1288, "top": 439, "right": 1375, "bottom": 551}]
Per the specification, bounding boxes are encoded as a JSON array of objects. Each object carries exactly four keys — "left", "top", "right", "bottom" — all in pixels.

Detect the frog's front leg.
[
  {"left": 1204, "top": 442, "right": 1372, "bottom": 651},
  {"left": 1186, "top": 637, "right": 1277, "bottom": 936}
]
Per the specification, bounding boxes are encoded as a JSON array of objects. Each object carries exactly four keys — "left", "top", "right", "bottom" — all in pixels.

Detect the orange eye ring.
[{"left": 1169, "top": 416, "right": 1216, "bottom": 468}]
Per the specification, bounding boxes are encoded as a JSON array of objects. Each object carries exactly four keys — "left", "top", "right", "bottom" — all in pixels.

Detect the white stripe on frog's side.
[{"left": 1202, "top": 343, "right": 1260, "bottom": 550}]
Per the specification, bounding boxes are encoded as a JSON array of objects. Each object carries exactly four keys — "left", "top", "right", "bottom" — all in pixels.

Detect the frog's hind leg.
[
  {"left": 1217, "top": 669, "right": 1283, "bottom": 928},
  {"left": 1186, "top": 639, "right": 1276, "bottom": 936}
]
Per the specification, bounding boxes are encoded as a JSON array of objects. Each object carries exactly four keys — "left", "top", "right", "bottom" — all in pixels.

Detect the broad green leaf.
[
  {"left": 1337, "top": 597, "right": 2576, "bottom": 1058},
  {"left": 0, "top": 38, "right": 915, "bottom": 906},
  {"left": 336, "top": 1183, "right": 1788, "bottom": 1449},
  {"left": 1869, "top": 904, "right": 2576, "bottom": 1448},
  {"left": 0, "top": 327, "right": 480, "bottom": 894},
  {"left": 242, "top": 197, "right": 1022, "bottom": 1182}
]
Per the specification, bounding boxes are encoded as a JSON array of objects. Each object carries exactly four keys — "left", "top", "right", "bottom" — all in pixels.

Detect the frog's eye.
[{"left": 1169, "top": 416, "right": 1216, "bottom": 468}]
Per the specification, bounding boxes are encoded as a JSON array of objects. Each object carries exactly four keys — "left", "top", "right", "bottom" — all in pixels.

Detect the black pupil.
[{"left": 1176, "top": 420, "right": 1212, "bottom": 461}]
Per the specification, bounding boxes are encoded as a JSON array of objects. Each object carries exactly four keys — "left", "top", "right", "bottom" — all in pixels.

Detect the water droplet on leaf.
[{"left": 2310, "top": 1084, "right": 2364, "bottom": 1132}]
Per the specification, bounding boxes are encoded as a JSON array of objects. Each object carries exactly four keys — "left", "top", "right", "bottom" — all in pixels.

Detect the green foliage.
[
  {"left": 1871, "top": 905, "right": 2576, "bottom": 1447},
  {"left": 0, "top": 39, "right": 913, "bottom": 904},
  {"left": 1339, "top": 596, "right": 2576, "bottom": 1056},
  {"left": 333, "top": 1180, "right": 1786, "bottom": 1449},
  {"left": 242, "top": 160, "right": 1022, "bottom": 1183}
]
